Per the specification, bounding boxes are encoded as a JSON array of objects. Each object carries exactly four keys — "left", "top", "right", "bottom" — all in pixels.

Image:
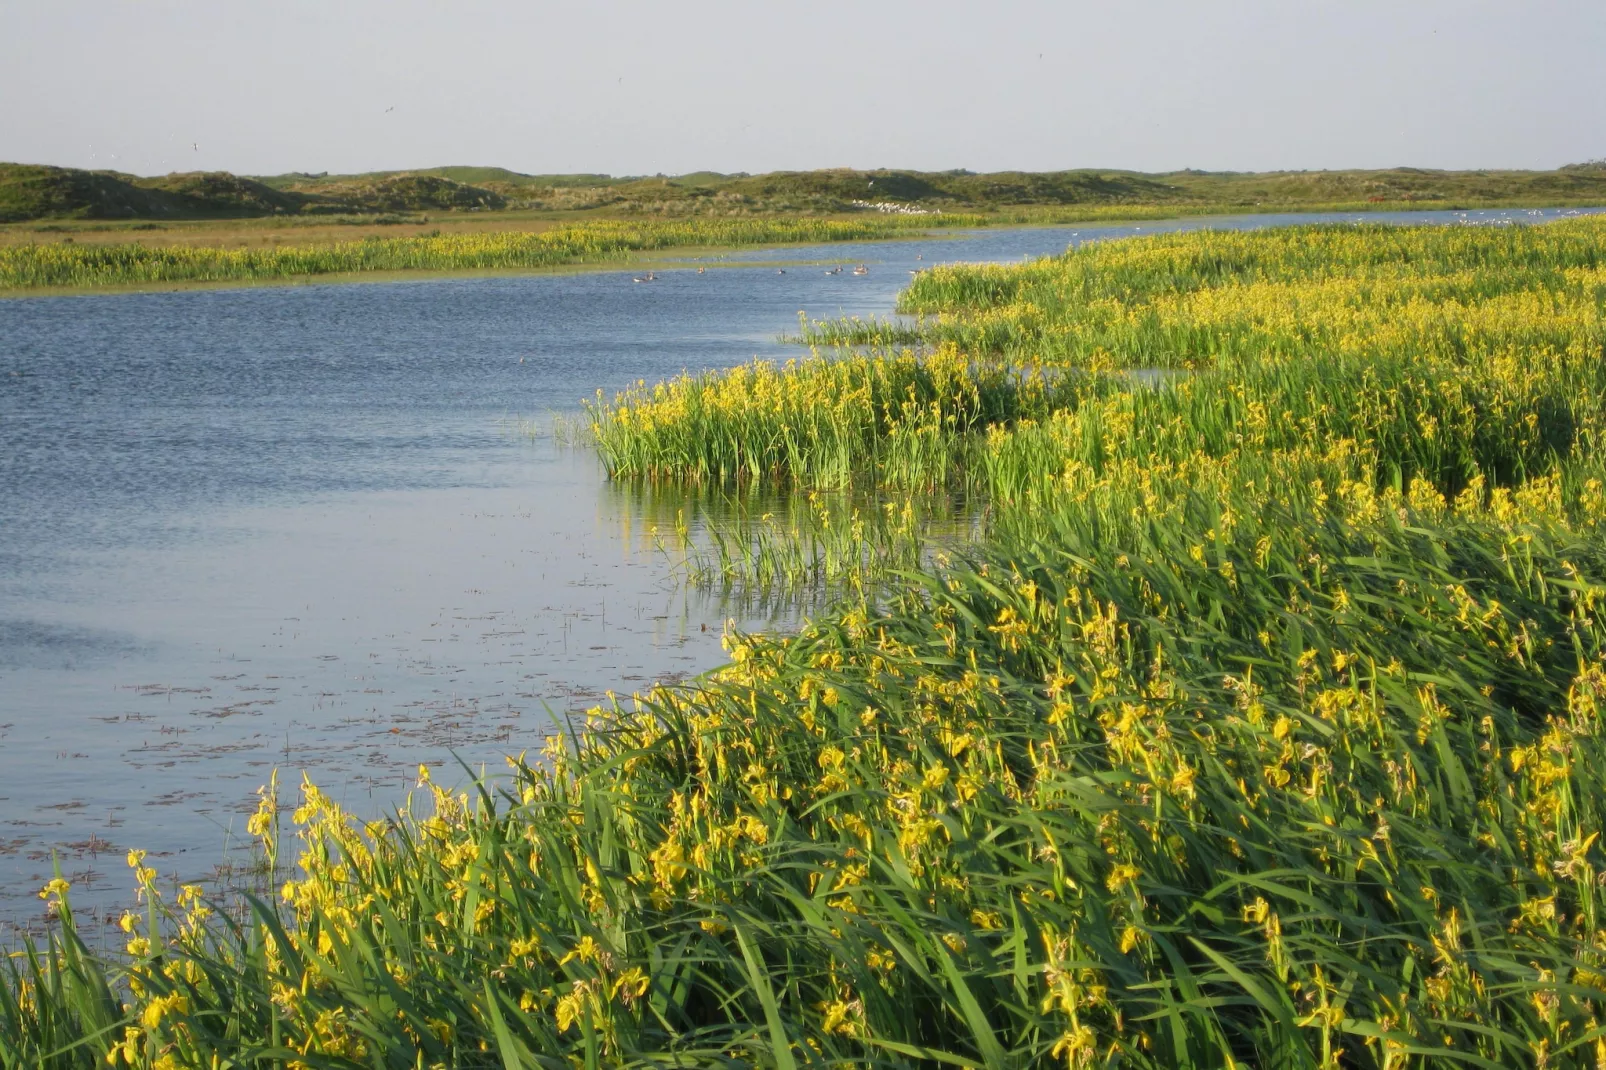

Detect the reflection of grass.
[
  {"left": 600, "top": 479, "right": 962, "bottom": 605},
  {"left": 17, "top": 216, "right": 1606, "bottom": 1066},
  {"left": 687, "top": 491, "right": 927, "bottom": 597},
  {"left": 0, "top": 214, "right": 983, "bottom": 290},
  {"left": 676, "top": 489, "right": 969, "bottom": 603}
]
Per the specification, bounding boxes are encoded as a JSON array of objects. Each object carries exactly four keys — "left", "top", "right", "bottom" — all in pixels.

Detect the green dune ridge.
[{"left": 5, "top": 161, "right": 1606, "bottom": 224}]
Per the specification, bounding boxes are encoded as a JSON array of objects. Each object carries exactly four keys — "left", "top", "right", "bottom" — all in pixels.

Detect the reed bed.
[
  {"left": 11, "top": 219, "right": 1606, "bottom": 1068},
  {"left": 0, "top": 215, "right": 984, "bottom": 290},
  {"left": 610, "top": 219, "right": 1606, "bottom": 505},
  {"left": 587, "top": 348, "right": 1084, "bottom": 490},
  {"left": 898, "top": 219, "right": 1606, "bottom": 371}
]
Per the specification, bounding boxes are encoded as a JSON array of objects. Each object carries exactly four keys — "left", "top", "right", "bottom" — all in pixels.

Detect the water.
[{"left": 0, "top": 206, "right": 1595, "bottom": 931}]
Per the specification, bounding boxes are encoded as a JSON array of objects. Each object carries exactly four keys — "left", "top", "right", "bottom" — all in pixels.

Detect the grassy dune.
[
  {"left": 9, "top": 161, "right": 1606, "bottom": 225},
  {"left": 10, "top": 218, "right": 1606, "bottom": 1068}
]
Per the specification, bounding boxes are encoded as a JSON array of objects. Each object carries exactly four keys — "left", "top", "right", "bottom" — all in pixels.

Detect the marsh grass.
[
  {"left": 587, "top": 348, "right": 1085, "bottom": 489},
  {"left": 15, "top": 489, "right": 1606, "bottom": 1067},
  {"left": 13, "top": 217, "right": 1606, "bottom": 1068},
  {"left": 785, "top": 312, "right": 929, "bottom": 349},
  {"left": 0, "top": 215, "right": 985, "bottom": 290},
  {"left": 900, "top": 219, "right": 1606, "bottom": 368}
]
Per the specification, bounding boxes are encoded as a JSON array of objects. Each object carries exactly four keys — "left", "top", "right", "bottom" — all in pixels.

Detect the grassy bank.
[
  {"left": 0, "top": 215, "right": 987, "bottom": 291},
  {"left": 9, "top": 218, "right": 1606, "bottom": 1068}
]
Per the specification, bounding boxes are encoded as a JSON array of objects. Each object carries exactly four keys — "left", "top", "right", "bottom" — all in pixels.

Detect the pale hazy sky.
[{"left": 4, "top": 0, "right": 1603, "bottom": 178}]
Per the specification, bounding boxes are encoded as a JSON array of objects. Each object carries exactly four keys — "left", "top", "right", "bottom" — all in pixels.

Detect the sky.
[{"left": 3, "top": 0, "right": 1603, "bottom": 178}]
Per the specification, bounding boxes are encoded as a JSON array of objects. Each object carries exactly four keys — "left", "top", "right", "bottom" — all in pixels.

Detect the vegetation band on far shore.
[
  {"left": 6, "top": 159, "right": 1606, "bottom": 292},
  {"left": 0, "top": 215, "right": 986, "bottom": 291}
]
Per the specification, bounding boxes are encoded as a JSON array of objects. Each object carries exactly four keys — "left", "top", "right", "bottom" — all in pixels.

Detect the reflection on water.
[
  {"left": 605, "top": 478, "right": 984, "bottom": 616},
  {"left": 1, "top": 206, "right": 1597, "bottom": 931}
]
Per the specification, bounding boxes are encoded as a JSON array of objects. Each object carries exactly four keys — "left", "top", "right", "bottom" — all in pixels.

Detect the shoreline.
[
  {"left": 4, "top": 202, "right": 1604, "bottom": 299},
  {"left": 0, "top": 240, "right": 936, "bottom": 300}
]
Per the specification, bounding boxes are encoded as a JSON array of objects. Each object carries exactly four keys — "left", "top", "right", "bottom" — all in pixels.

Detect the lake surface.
[{"left": 1, "top": 206, "right": 1596, "bottom": 932}]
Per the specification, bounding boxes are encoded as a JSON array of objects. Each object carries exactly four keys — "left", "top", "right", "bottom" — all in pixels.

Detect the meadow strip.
[{"left": 0, "top": 214, "right": 984, "bottom": 290}]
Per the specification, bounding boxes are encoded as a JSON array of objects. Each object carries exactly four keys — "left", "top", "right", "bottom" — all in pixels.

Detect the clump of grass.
[
  {"left": 785, "top": 311, "right": 928, "bottom": 348},
  {"left": 546, "top": 412, "right": 594, "bottom": 446},
  {"left": 587, "top": 347, "right": 1082, "bottom": 489}
]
